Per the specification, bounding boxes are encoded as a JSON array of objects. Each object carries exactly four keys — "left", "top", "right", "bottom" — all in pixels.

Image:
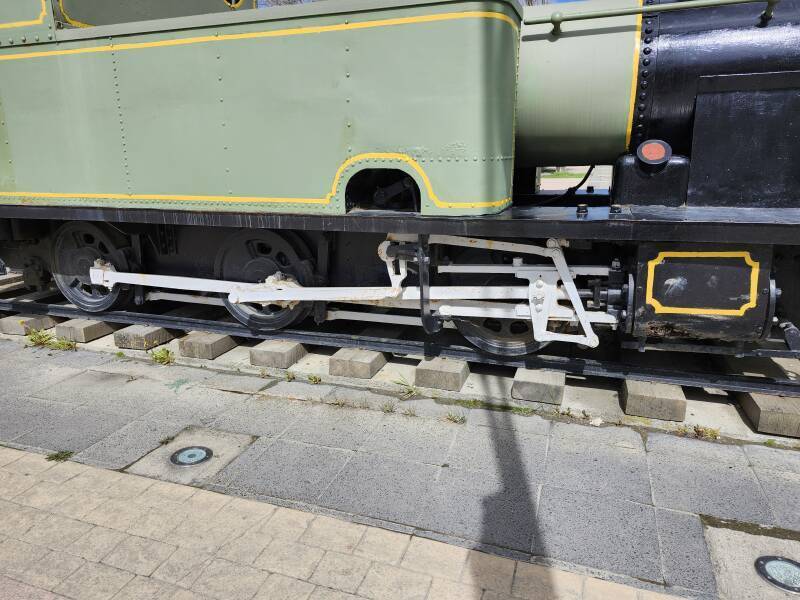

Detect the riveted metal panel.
[
  {"left": 0, "top": 0, "right": 55, "bottom": 46},
  {"left": 0, "top": 0, "right": 520, "bottom": 216},
  {"left": 516, "top": 0, "right": 640, "bottom": 167}
]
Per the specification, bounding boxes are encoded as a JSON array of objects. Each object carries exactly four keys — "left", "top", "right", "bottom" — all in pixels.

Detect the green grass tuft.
[
  {"left": 285, "top": 371, "right": 296, "bottom": 382},
  {"left": 150, "top": 347, "right": 175, "bottom": 365},
  {"left": 381, "top": 400, "right": 397, "bottom": 414},
  {"left": 445, "top": 411, "right": 467, "bottom": 425},
  {"left": 308, "top": 374, "right": 322, "bottom": 385},
  {"left": 393, "top": 376, "right": 421, "bottom": 400},
  {"left": 26, "top": 329, "right": 77, "bottom": 351},
  {"left": 45, "top": 450, "right": 74, "bottom": 462}
]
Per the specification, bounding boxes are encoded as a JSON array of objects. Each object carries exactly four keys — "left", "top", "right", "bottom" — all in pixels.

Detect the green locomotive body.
[{"left": 0, "top": 0, "right": 519, "bottom": 216}]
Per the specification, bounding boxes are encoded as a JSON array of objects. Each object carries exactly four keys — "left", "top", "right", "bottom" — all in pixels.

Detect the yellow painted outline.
[
  {"left": 58, "top": 0, "right": 90, "bottom": 28},
  {"left": 646, "top": 251, "right": 760, "bottom": 316},
  {"left": 624, "top": 0, "right": 643, "bottom": 148},
  {"left": 0, "top": 152, "right": 511, "bottom": 209},
  {"left": 0, "top": 10, "right": 518, "bottom": 62},
  {"left": 0, "top": 0, "right": 48, "bottom": 30}
]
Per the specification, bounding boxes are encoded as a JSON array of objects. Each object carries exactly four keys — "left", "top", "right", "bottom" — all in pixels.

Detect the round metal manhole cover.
[
  {"left": 169, "top": 446, "right": 213, "bottom": 467},
  {"left": 755, "top": 555, "right": 800, "bottom": 594}
]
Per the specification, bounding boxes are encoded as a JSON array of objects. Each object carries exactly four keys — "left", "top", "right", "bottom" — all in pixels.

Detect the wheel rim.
[
  {"left": 215, "top": 230, "right": 315, "bottom": 330},
  {"left": 51, "top": 223, "right": 130, "bottom": 312},
  {"left": 455, "top": 316, "right": 549, "bottom": 356}
]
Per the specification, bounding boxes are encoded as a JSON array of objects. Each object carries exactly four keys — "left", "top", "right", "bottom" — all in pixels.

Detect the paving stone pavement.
[
  {"left": 1, "top": 341, "right": 800, "bottom": 598},
  {"left": 0, "top": 447, "right": 679, "bottom": 600}
]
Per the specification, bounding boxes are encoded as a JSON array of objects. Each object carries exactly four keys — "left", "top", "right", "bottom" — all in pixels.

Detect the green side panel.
[
  {"left": 57, "top": 0, "right": 245, "bottom": 28},
  {"left": 0, "top": 0, "right": 520, "bottom": 216},
  {"left": 515, "top": 0, "right": 640, "bottom": 167},
  {"left": 0, "top": 0, "right": 56, "bottom": 45}
]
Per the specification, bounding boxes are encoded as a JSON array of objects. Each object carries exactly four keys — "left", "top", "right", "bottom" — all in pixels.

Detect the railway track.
[{"left": 1, "top": 293, "right": 799, "bottom": 399}]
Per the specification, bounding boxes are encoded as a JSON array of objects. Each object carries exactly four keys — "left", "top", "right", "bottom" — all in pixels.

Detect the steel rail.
[{"left": 1, "top": 298, "right": 799, "bottom": 397}]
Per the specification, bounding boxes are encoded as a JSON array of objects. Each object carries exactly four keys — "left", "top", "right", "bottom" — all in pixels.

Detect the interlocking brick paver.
[
  {"left": 583, "top": 577, "right": 637, "bottom": 600},
  {"left": 310, "top": 550, "right": 372, "bottom": 593},
  {"left": 22, "top": 514, "right": 93, "bottom": 551},
  {"left": 357, "top": 562, "right": 431, "bottom": 600},
  {"left": 192, "top": 558, "right": 269, "bottom": 600},
  {"left": 61, "top": 467, "right": 123, "bottom": 495},
  {"left": 54, "top": 561, "right": 135, "bottom": 600},
  {"left": 217, "top": 530, "right": 274, "bottom": 565},
  {"left": 427, "top": 578, "right": 482, "bottom": 600},
  {"left": 84, "top": 498, "right": 149, "bottom": 531},
  {"left": 512, "top": 562, "right": 584, "bottom": 600},
  {"left": 112, "top": 575, "right": 177, "bottom": 600},
  {"left": 125, "top": 502, "right": 189, "bottom": 541},
  {"left": 309, "top": 588, "right": 362, "bottom": 600},
  {"left": 399, "top": 537, "right": 468, "bottom": 581},
  {"left": 0, "top": 500, "right": 46, "bottom": 538},
  {"left": 13, "top": 480, "right": 79, "bottom": 511},
  {"left": 3, "top": 452, "right": 55, "bottom": 476},
  {"left": 300, "top": 515, "right": 367, "bottom": 553},
  {"left": 16, "top": 550, "right": 85, "bottom": 592},
  {"left": 67, "top": 526, "right": 127, "bottom": 562},
  {"left": 255, "top": 573, "right": 315, "bottom": 600},
  {"left": 0, "top": 538, "right": 48, "bottom": 579},
  {"left": 38, "top": 460, "right": 92, "bottom": 484},
  {"left": 255, "top": 538, "right": 325, "bottom": 580},
  {"left": 254, "top": 506, "right": 315, "bottom": 542},
  {"left": 0, "top": 468, "right": 37, "bottom": 499},
  {"left": 353, "top": 527, "right": 410, "bottom": 565},
  {"left": 0, "top": 445, "right": 25, "bottom": 466},
  {"left": 0, "top": 574, "right": 64, "bottom": 600},
  {"left": 151, "top": 546, "right": 214, "bottom": 587},
  {"left": 459, "top": 550, "right": 515, "bottom": 594},
  {"left": 102, "top": 535, "right": 176, "bottom": 576}
]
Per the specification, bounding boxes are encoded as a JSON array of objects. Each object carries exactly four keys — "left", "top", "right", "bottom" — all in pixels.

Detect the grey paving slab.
[
  {"left": 753, "top": 467, "right": 800, "bottom": 530},
  {"left": 211, "top": 438, "right": 352, "bottom": 503},
  {"left": 281, "top": 404, "right": 382, "bottom": 451},
  {"left": 533, "top": 486, "right": 662, "bottom": 583},
  {"left": 466, "top": 409, "right": 552, "bottom": 435},
  {"left": 419, "top": 466, "right": 538, "bottom": 552},
  {"left": 200, "top": 372, "right": 272, "bottom": 395},
  {"left": 18, "top": 347, "right": 113, "bottom": 369},
  {"left": 360, "top": 414, "right": 457, "bottom": 466},
  {"left": 318, "top": 453, "right": 438, "bottom": 525},
  {"left": 209, "top": 397, "right": 302, "bottom": 438},
  {"left": 646, "top": 432, "right": 748, "bottom": 466},
  {"left": 655, "top": 508, "right": 716, "bottom": 594},
  {"left": 550, "top": 421, "right": 644, "bottom": 450},
  {"left": 12, "top": 403, "right": 134, "bottom": 453},
  {"left": 648, "top": 451, "right": 774, "bottom": 524},
  {"left": 127, "top": 426, "right": 254, "bottom": 486},
  {"left": 544, "top": 438, "right": 651, "bottom": 503},
  {"left": 0, "top": 396, "right": 50, "bottom": 441},
  {"left": 446, "top": 425, "right": 548, "bottom": 482},
  {"left": 744, "top": 443, "right": 800, "bottom": 474},
  {"left": 259, "top": 381, "right": 336, "bottom": 403},
  {"left": 74, "top": 418, "right": 186, "bottom": 470},
  {"left": 142, "top": 386, "right": 242, "bottom": 426},
  {"left": 33, "top": 371, "right": 170, "bottom": 418},
  {"left": 0, "top": 356, "right": 83, "bottom": 398},
  {"left": 90, "top": 359, "right": 215, "bottom": 385}
]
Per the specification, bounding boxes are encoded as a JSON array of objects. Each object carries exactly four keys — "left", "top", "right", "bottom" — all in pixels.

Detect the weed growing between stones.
[
  {"left": 150, "top": 348, "right": 175, "bottom": 365},
  {"left": 45, "top": 450, "right": 74, "bottom": 462},
  {"left": 26, "top": 329, "right": 77, "bottom": 351},
  {"left": 445, "top": 411, "right": 467, "bottom": 424},
  {"left": 381, "top": 400, "right": 397, "bottom": 414}
]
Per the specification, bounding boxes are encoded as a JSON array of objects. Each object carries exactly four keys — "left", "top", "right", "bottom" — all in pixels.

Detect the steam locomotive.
[{"left": 0, "top": 0, "right": 797, "bottom": 357}]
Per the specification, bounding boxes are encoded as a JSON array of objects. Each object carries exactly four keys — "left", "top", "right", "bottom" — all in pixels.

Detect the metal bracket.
[{"left": 417, "top": 235, "right": 443, "bottom": 335}]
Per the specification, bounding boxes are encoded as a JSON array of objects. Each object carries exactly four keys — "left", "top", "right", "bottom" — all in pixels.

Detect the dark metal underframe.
[
  {"left": 3, "top": 204, "right": 800, "bottom": 244},
  {"left": 3, "top": 298, "right": 799, "bottom": 398}
]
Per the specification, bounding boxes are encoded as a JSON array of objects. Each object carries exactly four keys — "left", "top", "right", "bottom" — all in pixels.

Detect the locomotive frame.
[{"left": 0, "top": 0, "right": 799, "bottom": 361}]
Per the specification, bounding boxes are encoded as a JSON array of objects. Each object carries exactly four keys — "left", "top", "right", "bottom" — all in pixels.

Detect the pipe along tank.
[{"left": 515, "top": 0, "right": 800, "bottom": 168}]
